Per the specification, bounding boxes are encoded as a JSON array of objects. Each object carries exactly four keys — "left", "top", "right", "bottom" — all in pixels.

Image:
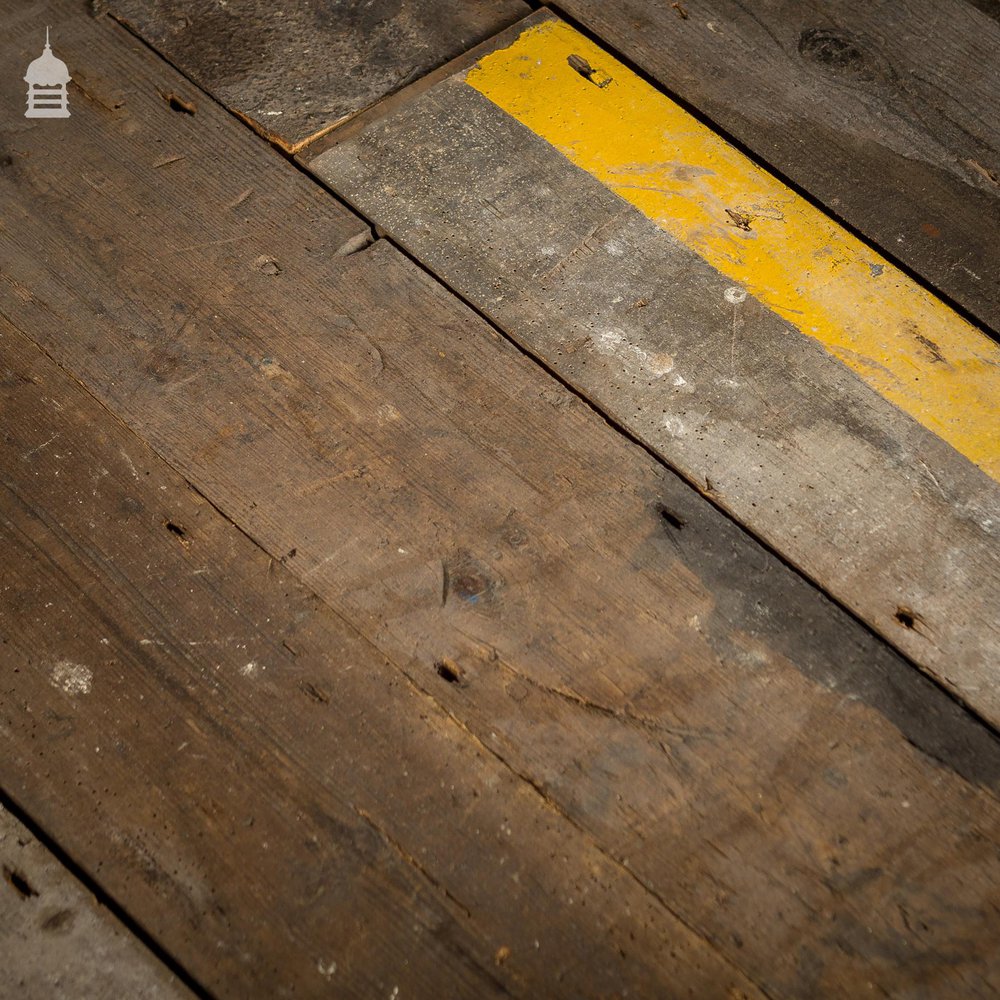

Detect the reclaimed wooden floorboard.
[
  {"left": 102, "top": 0, "right": 530, "bottom": 151},
  {"left": 4, "top": 6, "right": 1000, "bottom": 997},
  {"left": 555, "top": 0, "right": 1000, "bottom": 334},
  {"left": 1, "top": 804, "right": 193, "bottom": 1000},
  {"left": 966, "top": 0, "right": 1000, "bottom": 22},
  {"left": 306, "top": 12, "right": 1000, "bottom": 728},
  {"left": 1, "top": 318, "right": 759, "bottom": 1000}
]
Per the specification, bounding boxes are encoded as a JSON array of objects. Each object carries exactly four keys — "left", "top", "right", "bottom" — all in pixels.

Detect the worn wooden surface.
[
  {"left": 554, "top": 0, "right": 1000, "bottom": 334},
  {"left": 307, "top": 13, "right": 1000, "bottom": 727},
  {"left": 106, "top": 0, "right": 1000, "bottom": 323},
  {"left": 966, "top": 0, "right": 1000, "bottom": 22},
  {"left": 103, "top": 0, "right": 529, "bottom": 150},
  {"left": 0, "top": 805, "right": 192, "bottom": 1000},
  {"left": 4, "top": 6, "right": 1000, "bottom": 997},
  {"left": 1, "top": 319, "right": 758, "bottom": 999}
]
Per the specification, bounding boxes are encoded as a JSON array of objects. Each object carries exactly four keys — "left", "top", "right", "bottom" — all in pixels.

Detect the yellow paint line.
[{"left": 465, "top": 20, "right": 1000, "bottom": 482}]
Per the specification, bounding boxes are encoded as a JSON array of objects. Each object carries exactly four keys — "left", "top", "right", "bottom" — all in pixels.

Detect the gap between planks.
[
  {"left": 302, "top": 3, "right": 999, "bottom": 346},
  {"left": 0, "top": 789, "right": 214, "bottom": 1000},
  {"left": 308, "top": 7, "right": 993, "bottom": 714},
  {"left": 6, "top": 9, "right": 1000, "bottom": 993},
  {"left": 85, "top": 1, "right": 1000, "bottom": 744}
]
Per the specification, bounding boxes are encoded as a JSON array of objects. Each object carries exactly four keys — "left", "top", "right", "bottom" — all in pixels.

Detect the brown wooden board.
[
  {"left": 102, "top": 0, "right": 529, "bottom": 150},
  {"left": 966, "top": 0, "right": 1000, "bottom": 23},
  {"left": 0, "top": 320, "right": 755, "bottom": 1000},
  {"left": 306, "top": 12, "right": 1000, "bottom": 727},
  {"left": 553, "top": 0, "right": 1000, "bottom": 334},
  {"left": 4, "top": 5, "right": 1000, "bottom": 997},
  {"left": 1, "top": 805, "right": 193, "bottom": 1000}
]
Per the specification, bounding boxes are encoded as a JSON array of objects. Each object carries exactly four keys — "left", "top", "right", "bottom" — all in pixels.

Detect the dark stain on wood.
[
  {"left": 309, "top": 60, "right": 1000, "bottom": 722},
  {"left": 915, "top": 332, "right": 947, "bottom": 363},
  {"left": 105, "top": 0, "right": 530, "bottom": 148}
]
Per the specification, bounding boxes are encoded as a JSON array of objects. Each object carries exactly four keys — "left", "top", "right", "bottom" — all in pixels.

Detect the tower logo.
[{"left": 24, "top": 27, "right": 71, "bottom": 119}]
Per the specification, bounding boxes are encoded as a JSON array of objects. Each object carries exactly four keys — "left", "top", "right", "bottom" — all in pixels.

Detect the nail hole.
[
  {"left": 160, "top": 90, "right": 196, "bottom": 115},
  {"left": 435, "top": 659, "right": 464, "bottom": 685},
  {"left": 656, "top": 504, "right": 686, "bottom": 530},
  {"left": 3, "top": 866, "right": 38, "bottom": 900},
  {"left": 164, "top": 520, "right": 186, "bottom": 538},
  {"left": 299, "top": 681, "right": 330, "bottom": 705},
  {"left": 894, "top": 606, "right": 926, "bottom": 632},
  {"left": 567, "top": 54, "right": 613, "bottom": 88},
  {"left": 725, "top": 208, "right": 753, "bottom": 231}
]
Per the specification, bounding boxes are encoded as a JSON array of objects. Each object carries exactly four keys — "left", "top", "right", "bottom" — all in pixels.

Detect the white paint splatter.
[
  {"left": 50, "top": 661, "right": 92, "bottom": 695},
  {"left": 376, "top": 403, "right": 401, "bottom": 425},
  {"left": 119, "top": 448, "right": 141, "bottom": 481},
  {"left": 724, "top": 286, "right": 747, "bottom": 305},
  {"left": 317, "top": 959, "right": 337, "bottom": 980},
  {"left": 241, "top": 660, "right": 263, "bottom": 677},
  {"left": 592, "top": 329, "right": 674, "bottom": 378},
  {"left": 662, "top": 416, "right": 686, "bottom": 437}
]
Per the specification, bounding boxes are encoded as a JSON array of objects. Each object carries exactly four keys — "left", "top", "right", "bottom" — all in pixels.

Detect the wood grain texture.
[
  {"left": 0, "top": 805, "right": 193, "bottom": 1000},
  {"left": 4, "top": 5, "right": 1000, "bottom": 997},
  {"left": 103, "top": 0, "right": 529, "bottom": 149},
  {"left": 1, "top": 320, "right": 754, "bottom": 1000},
  {"left": 554, "top": 0, "right": 1000, "bottom": 333},
  {"left": 307, "top": 14, "right": 1000, "bottom": 726},
  {"left": 461, "top": 20, "right": 999, "bottom": 484},
  {"left": 965, "top": 0, "right": 1000, "bottom": 22}
]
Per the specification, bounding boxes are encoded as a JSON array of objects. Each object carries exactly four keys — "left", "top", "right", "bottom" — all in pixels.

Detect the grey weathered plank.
[
  {"left": 4, "top": 5, "right": 1000, "bottom": 997},
  {"left": 103, "top": 0, "right": 529, "bottom": 149},
  {"left": 305, "top": 12, "right": 1000, "bottom": 727},
  {"left": 556, "top": 0, "right": 1000, "bottom": 333},
  {"left": 1, "top": 318, "right": 754, "bottom": 1000},
  {"left": 0, "top": 805, "right": 193, "bottom": 1000}
]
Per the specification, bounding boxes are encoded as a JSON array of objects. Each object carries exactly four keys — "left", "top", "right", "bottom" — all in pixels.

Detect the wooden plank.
[
  {"left": 0, "top": 320, "right": 754, "bottom": 1000},
  {"left": 460, "top": 22, "right": 999, "bottom": 481},
  {"left": 102, "top": 0, "right": 529, "bottom": 150},
  {"left": 1, "top": 804, "right": 193, "bottom": 1000},
  {"left": 4, "top": 6, "right": 1000, "bottom": 997},
  {"left": 554, "top": 0, "right": 1000, "bottom": 334},
  {"left": 966, "top": 0, "right": 1000, "bottom": 22},
  {"left": 306, "top": 12, "right": 1000, "bottom": 726}
]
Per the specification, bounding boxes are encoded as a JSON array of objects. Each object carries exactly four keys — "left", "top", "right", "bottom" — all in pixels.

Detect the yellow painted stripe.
[{"left": 465, "top": 21, "right": 1000, "bottom": 482}]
